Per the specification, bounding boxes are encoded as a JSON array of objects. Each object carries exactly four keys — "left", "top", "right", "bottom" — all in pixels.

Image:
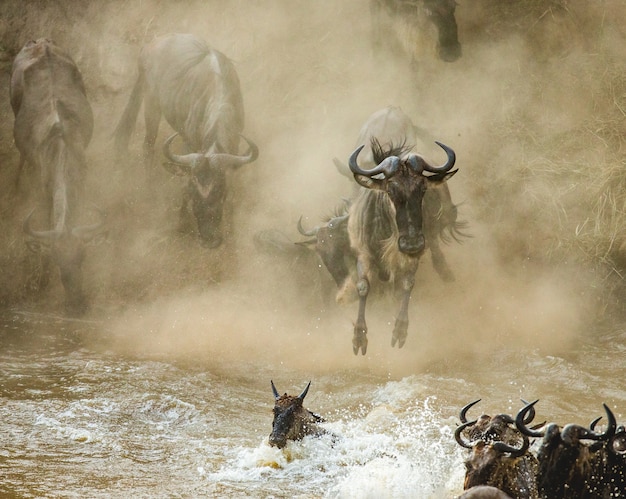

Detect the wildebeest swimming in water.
[
  {"left": 268, "top": 381, "right": 326, "bottom": 449},
  {"left": 114, "top": 33, "right": 258, "bottom": 248},
  {"left": 370, "top": 0, "right": 462, "bottom": 63},
  {"left": 516, "top": 400, "right": 620, "bottom": 499},
  {"left": 10, "top": 38, "right": 103, "bottom": 316},
  {"left": 455, "top": 400, "right": 539, "bottom": 499}
]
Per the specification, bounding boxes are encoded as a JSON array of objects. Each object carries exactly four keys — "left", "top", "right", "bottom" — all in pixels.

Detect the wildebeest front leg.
[
  {"left": 429, "top": 237, "right": 455, "bottom": 282},
  {"left": 353, "top": 258, "right": 371, "bottom": 355},
  {"left": 392, "top": 273, "right": 415, "bottom": 348}
]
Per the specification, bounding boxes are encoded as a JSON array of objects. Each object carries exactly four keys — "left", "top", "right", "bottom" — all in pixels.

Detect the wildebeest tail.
[{"left": 113, "top": 67, "right": 145, "bottom": 155}]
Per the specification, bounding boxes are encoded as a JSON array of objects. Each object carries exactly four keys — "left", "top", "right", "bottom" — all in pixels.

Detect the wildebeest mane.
[{"left": 370, "top": 136, "right": 413, "bottom": 164}]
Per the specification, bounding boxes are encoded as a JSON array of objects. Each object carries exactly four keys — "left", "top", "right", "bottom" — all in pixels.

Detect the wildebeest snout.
[{"left": 398, "top": 233, "right": 425, "bottom": 255}]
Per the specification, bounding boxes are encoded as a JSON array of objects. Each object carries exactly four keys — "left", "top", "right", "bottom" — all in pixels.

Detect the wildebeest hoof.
[
  {"left": 353, "top": 326, "right": 368, "bottom": 355},
  {"left": 391, "top": 319, "right": 408, "bottom": 348}
]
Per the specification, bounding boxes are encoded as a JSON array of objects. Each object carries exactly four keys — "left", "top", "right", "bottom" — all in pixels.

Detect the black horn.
[
  {"left": 348, "top": 144, "right": 400, "bottom": 178},
  {"left": 455, "top": 419, "right": 478, "bottom": 449},
  {"left": 515, "top": 400, "right": 545, "bottom": 438},
  {"left": 492, "top": 436, "right": 530, "bottom": 458},
  {"left": 460, "top": 399, "right": 481, "bottom": 424},
  {"left": 271, "top": 380, "right": 280, "bottom": 400},
  {"left": 298, "top": 381, "right": 311, "bottom": 401},
  {"left": 422, "top": 141, "right": 456, "bottom": 174}
]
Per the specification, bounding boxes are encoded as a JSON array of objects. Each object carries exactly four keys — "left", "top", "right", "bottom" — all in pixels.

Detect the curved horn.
[
  {"left": 590, "top": 416, "right": 602, "bottom": 431},
  {"left": 459, "top": 399, "right": 481, "bottom": 424},
  {"left": 23, "top": 209, "right": 62, "bottom": 240},
  {"left": 162, "top": 133, "right": 204, "bottom": 169},
  {"left": 455, "top": 419, "right": 477, "bottom": 449},
  {"left": 492, "top": 435, "right": 530, "bottom": 458},
  {"left": 348, "top": 145, "right": 400, "bottom": 178},
  {"left": 297, "top": 216, "right": 319, "bottom": 237},
  {"left": 271, "top": 380, "right": 280, "bottom": 400},
  {"left": 516, "top": 400, "right": 545, "bottom": 438},
  {"left": 582, "top": 404, "right": 617, "bottom": 441},
  {"left": 298, "top": 381, "right": 311, "bottom": 401},
  {"left": 207, "top": 134, "right": 259, "bottom": 169},
  {"left": 520, "top": 399, "right": 536, "bottom": 425},
  {"left": 422, "top": 141, "right": 456, "bottom": 174}
]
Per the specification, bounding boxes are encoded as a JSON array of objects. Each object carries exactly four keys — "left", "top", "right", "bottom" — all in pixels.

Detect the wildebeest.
[
  {"left": 346, "top": 129, "right": 458, "bottom": 354},
  {"left": 114, "top": 33, "right": 258, "bottom": 248},
  {"left": 455, "top": 401, "right": 539, "bottom": 499},
  {"left": 299, "top": 107, "right": 466, "bottom": 312},
  {"left": 516, "top": 400, "right": 617, "bottom": 499},
  {"left": 10, "top": 38, "right": 101, "bottom": 315},
  {"left": 370, "top": 0, "right": 462, "bottom": 63},
  {"left": 457, "top": 486, "right": 514, "bottom": 499},
  {"left": 269, "top": 380, "right": 325, "bottom": 449}
]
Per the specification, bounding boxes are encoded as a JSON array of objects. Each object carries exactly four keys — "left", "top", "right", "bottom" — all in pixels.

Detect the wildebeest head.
[
  {"left": 297, "top": 202, "right": 352, "bottom": 289},
  {"left": 269, "top": 380, "right": 324, "bottom": 449},
  {"left": 516, "top": 400, "right": 617, "bottom": 498},
  {"left": 455, "top": 401, "right": 538, "bottom": 498},
  {"left": 23, "top": 209, "right": 105, "bottom": 316},
  {"left": 423, "top": 0, "right": 462, "bottom": 62},
  {"left": 163, "top": 132, "right": 258, "bottom": 248},
  {"left": 349, "top": 138, "right": 456, "bottom": 256}
]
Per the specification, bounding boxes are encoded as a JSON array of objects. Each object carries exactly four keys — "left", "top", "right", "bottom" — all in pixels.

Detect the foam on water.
[{"left": 207, "top": 377, "right": 467, "bottom": 497}]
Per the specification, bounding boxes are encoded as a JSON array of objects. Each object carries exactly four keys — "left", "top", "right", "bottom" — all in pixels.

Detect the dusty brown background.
[{"left": 1, "top": 0, "right": 625, "bottom": 371}]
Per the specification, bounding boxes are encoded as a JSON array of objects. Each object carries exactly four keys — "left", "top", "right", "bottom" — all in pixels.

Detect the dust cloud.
[{"left": 0, "top": 0, "right": 624, "bottom": 377}]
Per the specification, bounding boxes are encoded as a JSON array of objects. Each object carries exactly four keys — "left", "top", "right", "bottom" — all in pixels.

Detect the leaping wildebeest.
[
  {"left": 370, "top": 0, "right": 462, "bottom": 63},
  {"left": 299, "top": 107, "right": 466, "bottom": 309},
  {"left": 345, "top": 125, "right": 459, "bottom": 354},
  {"left": 269, "top": 380, "right": 326, "bottom": 449},
  {"left": 114, "top": 33, "right": 258, "bottom": 248},
  {"left": 10, "top": 38, "right": 102, "bottom": 315}
]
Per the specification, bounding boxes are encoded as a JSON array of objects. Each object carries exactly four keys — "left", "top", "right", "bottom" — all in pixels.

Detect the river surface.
[{"left": 2, "top": 304, "right": 625, "bottom": 498}]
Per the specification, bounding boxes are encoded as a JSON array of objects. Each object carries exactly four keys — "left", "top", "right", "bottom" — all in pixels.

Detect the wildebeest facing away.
[
  {"left": 269, "top": 380, "right": 326, "bottom": 449},
  {"left": 345, "top": 123, "right": 459, "bottom": 354},
  {"left": 114, "top": 33, "right": 258, "bottom": 248},
  {"left": 516, "top": 400, "right": 617, "bottom": 499},
  {"left": 10, "top": 38, "right": 101, "bottom": 315},
  {"left": 370, "top": 0, "right": 462, "bottom": 63},
  {"left": 455, "top": 400, "right": 539, "bottom": 499}
]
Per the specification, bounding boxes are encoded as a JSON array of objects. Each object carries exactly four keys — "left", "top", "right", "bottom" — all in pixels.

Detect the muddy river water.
[{"left": 2, "top": 304, "right": 625, "bottom": 498}]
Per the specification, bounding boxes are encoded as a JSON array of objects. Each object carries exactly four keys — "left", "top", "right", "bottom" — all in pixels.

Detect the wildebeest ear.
[
  {"left": 310, "top": 411, "right": 324, "bottom": 423},
  {"left": 354, "top": 174, "right": 384, "bottom": 190},
  {"left": 426, "top": 169, "right": 458, "bottom": 184}
]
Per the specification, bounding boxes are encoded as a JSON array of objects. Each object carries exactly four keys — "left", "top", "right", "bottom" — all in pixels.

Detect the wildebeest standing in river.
[
  {"left": 114, "top": 33, "right": 258, "bottom": 248},
  {"left": 10, "top": 38, "right": 101, "bottom": 315},
  {"left": 346, "top": 132, "right": 458, "bottom": 355},
  {"left": 370, "top": 0, "right": 462, "bottom": 63}
]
